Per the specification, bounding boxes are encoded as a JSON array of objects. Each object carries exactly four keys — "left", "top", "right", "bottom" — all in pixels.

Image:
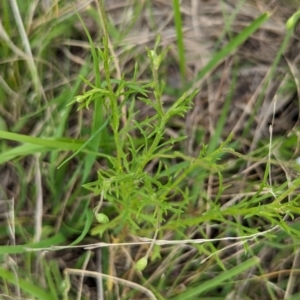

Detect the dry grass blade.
[
  {"left": 1, "top": 0, "right": 300, "bottom": 299},
  {"left": 64, "top": 268, "right": 157, "bottom": 300}
]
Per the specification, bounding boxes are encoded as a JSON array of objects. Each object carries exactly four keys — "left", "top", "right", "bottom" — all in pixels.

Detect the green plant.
[
  {"left": 1, "top": 0, "right": 300, "bottom": 299},
  {"left": 76, "top": 36, "right": 203, "bottom": 236}
]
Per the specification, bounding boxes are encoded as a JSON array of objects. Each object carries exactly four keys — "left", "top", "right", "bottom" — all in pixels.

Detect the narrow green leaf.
[
  {"left": 207, "top": 63, "right": 237, "bottom": 154},
  {"left": 0, "top": 144, "right": 47, "bottom": 164},
  {"left": 69, "top": 209, "right": 94, "bottom": 246},
  {"left": 172, "top": 257, "right": 260, "bottom": 299},
  {"left": 58, "top": 118, "right": 109, "bottom": 169},
  {"left": 0, "top": 233, "right": 66, "bottom": 254},
  {"left": 172, "top": 0, "right": 186, "bottom": 83},
  {"left": 0, "top": 130, "right": 84, "bottom": 151},
  {"left": 185, "top": 12, "right": 270, "bottom": 92},
  {"left": 0, "top": 267, "right": 55, "bottom": 300},
  {"left": 76, "top": 12, "right": 108, "bottom": 183}
]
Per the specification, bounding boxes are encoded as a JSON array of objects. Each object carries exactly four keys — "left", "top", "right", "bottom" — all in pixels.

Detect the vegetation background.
[{"left": 1, "top": 0, "right": 300, "bottom": 299}]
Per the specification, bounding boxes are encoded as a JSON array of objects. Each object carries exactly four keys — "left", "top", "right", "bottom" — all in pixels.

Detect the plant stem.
[{"left": 97, "top": 0, "right": 123, "bottom": 171}]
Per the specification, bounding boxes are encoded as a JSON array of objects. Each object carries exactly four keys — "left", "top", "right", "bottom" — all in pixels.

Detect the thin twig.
[
  {"left": 34, "top": 155, "right": 43, "bottom": 243},
  {"left": 96, "top": 248, "right": 104, "bottom": 300},
  {"left": 77, "top": 250, "right": 91, "bottom": 300},
  {"left": 65, "top": 268, "right": 157, "bottom": 300},
  {"left": 26, "top": 225, "right": 278, "bottom": 252},
  {"left": 9, "top": 0, "right": 41, "bottom": 95}
]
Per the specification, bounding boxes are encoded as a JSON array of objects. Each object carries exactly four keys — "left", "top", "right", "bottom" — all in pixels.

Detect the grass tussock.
[{"left": 1, "top": 0, "right": 300, "bottom": 299}]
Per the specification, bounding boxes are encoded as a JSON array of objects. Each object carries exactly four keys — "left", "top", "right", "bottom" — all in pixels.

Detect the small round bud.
[
  {"left": 95, "top": 213, "right": 109, "bottom": 224},
  {"left": 135, "top": 257, "right": 148, "bottom": 271}
]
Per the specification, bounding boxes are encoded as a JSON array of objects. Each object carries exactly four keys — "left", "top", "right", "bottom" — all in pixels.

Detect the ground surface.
[{"left": 1, "top": 0, "right": 300, "bottom": 299}]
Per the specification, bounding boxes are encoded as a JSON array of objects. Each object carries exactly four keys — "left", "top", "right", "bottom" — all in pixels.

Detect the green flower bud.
[
  {"left": 135, "top": 257, "right": 148, "bottom": 271},
  {"left": 95, "top": 213, "right": 109, "bottom": 224}
]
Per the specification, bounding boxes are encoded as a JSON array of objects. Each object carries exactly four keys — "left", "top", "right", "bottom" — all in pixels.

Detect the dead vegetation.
[{"left": 1, "top": 0, "right": 300, "bottom": 299}]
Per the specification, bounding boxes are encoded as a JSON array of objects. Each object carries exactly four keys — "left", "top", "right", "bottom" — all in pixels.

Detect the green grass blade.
[
  {"left": 172, "top": 257, "right": 260, "bottom": 299},
  {"left": 43, "top": 261, "right": 59, "bottom": 300},
  {"left": 69, "top": 209, "right": 94, "bottom": 246},
  {"left": 185, "top": 12, "right": 270, "bottom": 93},
  {"left": 0, "top": 130, "right": 84, "bottom": 151},
  {"left": 0, "top": 233, "right": 66, "bottom": 254},
  {"left": 58, "top": 118, "right": 109, "bottom": 169},
  {"left": 287, "top": 293, "right": 300, "bottom": 300},
  {"left": 0, "top": 267, "right": 56, "bottom": 300},
  {"left": 172, "top": 0, "right": 186, "bottom": 83},
  {"left": 76, "top": 13, "right": 107, "bottom": 184},
  {"left": 0, "top": 131, "right": 109, "bottom": 164},
  {"left": 217, "top": 0, "right": 247, "bottom": 45},
  {"left": 0, "top": 144, "right": 47, "bottom": 164},
  {"left": 207, "top": 63, "right": 238, "bottom": 153}
]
